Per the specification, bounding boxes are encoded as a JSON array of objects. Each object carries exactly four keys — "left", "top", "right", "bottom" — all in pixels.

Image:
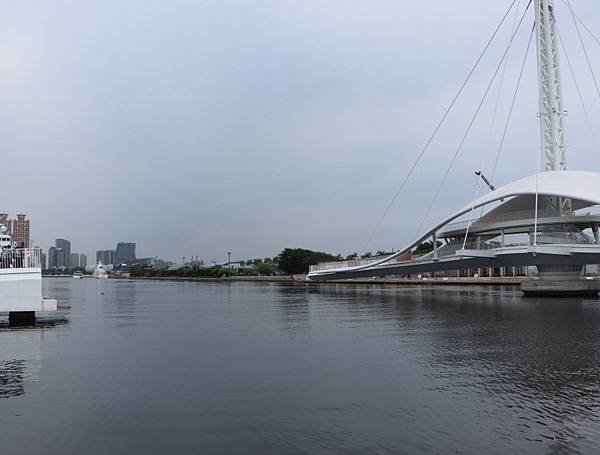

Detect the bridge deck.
[{"left": 308, "top": 245, "right": 600, "bottom": 280}]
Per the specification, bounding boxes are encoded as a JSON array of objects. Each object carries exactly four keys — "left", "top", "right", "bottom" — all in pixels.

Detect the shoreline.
[{"left": 45, "top": 274, "right": 525, "bottom": 286}]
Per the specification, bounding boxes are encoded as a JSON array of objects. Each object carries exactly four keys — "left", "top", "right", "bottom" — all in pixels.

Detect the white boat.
[
  {"left": 93, "top": 261, "right": 108, "bottom": 279},
  {"left": 73, "top": 271, "right": 83, "bottom": 279},
  {"left": 0, "top": 224, "right": 56, "bottom": 323}
]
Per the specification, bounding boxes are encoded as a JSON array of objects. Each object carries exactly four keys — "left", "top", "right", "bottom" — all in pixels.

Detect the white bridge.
[{"left": 308, "top": 0, "right": 600, "bottom": 296}]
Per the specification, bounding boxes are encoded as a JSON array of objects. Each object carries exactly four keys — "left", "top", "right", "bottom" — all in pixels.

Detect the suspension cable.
[
  {"left": 557, "top": 25, "right": 600, "bottom": 156},
  {"left": 462, "top": 175, "right": 482, "bottom": 250},
  {"left": 362, "top": 0, "right": 520, "bottom": 251},
  {"left": 559, "top": 0, "right": 600, "bottom": 48},
  {"left": 474, "top": 23, "right": 534, "bottom": 222},
  {"left": 534, "top": 114, "right": 541, "bottom": 247},
  {"left": 491, "top": 24, "right": 535, "bottom": 180},
  {"left": 565, "top": 0, "right": 600, "bottom": 102},
  {"left": 482, "top": 0, "right": 522, "bottom": 174},
  {"left": 415, "top": 0, "right": 533, "bottom": 237}
]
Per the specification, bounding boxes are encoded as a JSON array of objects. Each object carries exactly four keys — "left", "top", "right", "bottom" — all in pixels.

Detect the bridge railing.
[
  {"left": 457, "top": 230, "right": 594, "bottom": 251},
  {"left": 309, "top": 254, "right": 413, "bottom": 273},
  {"left": 0, "top": 248, "right": 42, "bottom": 270}
]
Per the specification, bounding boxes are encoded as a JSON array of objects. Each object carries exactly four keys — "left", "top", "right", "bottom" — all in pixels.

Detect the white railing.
[
  {"left": 0, "top": 248, "right": 42, "bottom": 270},
  {"left": 309, "top": 254, "right": 412, "bottom": 273},
  {"left": 447, "top": 231, "right": 594, "bottom": 253}
]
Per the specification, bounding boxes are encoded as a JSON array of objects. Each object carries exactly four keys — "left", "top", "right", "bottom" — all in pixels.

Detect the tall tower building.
[
  {"left": 12, "top": 214, "right": 30, "bottom": 247},
  {"left": 70, "top": 253, "right": 80, "bottom": 268},
  {"left": 55, "top": 239, "right": 71, "bottom": 268},
  {"left": 80, "top": 254, "right": 87, "bottom": 268},
  {"left": 48, "top": 247, "right": 58, "bottom": 269},
  {"left": 115, "top": 242, "right": 136, "bottom": 264},
  {"left": 96, "top": 249, "right": 115, "bottom": 265}
]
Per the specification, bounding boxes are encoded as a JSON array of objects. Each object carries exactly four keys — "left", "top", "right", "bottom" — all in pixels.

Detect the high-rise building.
[
  {"left": 80, "top": 254, "right": 87, "bottom": 268},
  {"left": 12, "top": 214, "right": 30, "bottom": 247},
  {"left": 0, "top": 213, "right": 31, "bottom": 247},
  {"left": 55, "top": 239, "right": 71, "bottom": 268},
  {"left": 0, "top": 214, "right": 9, "bottom": 232},
  {"left": 41, "top": 253, "right": 47, "bottom": 270},
  {"left": 96, "top": 249, "right": 115, "bottom": 265},
  {"left": 115, "top": 242, "right": 136, "bottom": 264},
  {"left": 70, "top": 253, "right": 80, "bottom": 268},
  {"left": 48, "top": 247, "right": 58, "bottom": 269}
]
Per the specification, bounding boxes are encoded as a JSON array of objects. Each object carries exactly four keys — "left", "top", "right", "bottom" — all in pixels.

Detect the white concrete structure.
[{"left": 0, "top": 248, "right": 57, "bottom": 317}]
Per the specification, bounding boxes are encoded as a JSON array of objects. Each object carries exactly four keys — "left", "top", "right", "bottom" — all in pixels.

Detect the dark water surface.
[{"left": 1, "top": 279, "right": 600, "bottom": 454}]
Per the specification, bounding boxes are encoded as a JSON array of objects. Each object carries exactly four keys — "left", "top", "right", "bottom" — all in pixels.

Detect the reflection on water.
[
  {"left": 0, "top": 321, "right": 67, "bottom": 400},
  {"left": 1, "top": 279, "right": 600, "bottom": 454},
  {"left": 0, "top": 360, "right": 25, "bottom": 398},
  {"left": 277, "top": 284, "right": 600, "bottom": 453}
]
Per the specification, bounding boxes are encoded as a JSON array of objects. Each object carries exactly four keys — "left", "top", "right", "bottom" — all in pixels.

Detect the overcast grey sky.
[{"left": 2, "top": 0, "right": 600, "bottom": 263}]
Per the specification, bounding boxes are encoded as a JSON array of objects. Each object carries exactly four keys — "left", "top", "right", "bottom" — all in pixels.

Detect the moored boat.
[{"left": 93, "top": 261, "right": 108, "bottom": 279}]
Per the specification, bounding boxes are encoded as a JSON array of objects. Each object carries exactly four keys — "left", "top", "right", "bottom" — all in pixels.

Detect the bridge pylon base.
[
  {"left": 521, "top": 279, "right": 600, "bottom": 297},
  {"left": 522, "top": 265, "right": 599, "bottom": 297}
]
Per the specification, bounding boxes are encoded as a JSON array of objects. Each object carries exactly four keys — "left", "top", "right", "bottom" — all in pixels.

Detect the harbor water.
[{"left": 1, "top": 279, "right": 600, "bottom": 453}]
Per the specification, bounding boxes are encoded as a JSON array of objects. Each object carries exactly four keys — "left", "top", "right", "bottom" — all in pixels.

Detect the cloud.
[{"left": 1, "top": 0, "right": 599, "bottom": 261}]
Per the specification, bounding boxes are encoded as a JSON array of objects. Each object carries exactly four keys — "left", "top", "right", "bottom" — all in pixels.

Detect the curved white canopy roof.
[
  {"left": 457, "top": 170, "right": 600, "bottom": 213},
  {"left": 308, "top": 170, "right": 600, "bottom": 276}
]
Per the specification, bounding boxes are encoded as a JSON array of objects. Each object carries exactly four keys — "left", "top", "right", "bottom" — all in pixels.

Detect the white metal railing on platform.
[
  {"left": 0, "top": 248, "right": 42, "bottom": 270},
  {"left": 308, "top": 254, "right": 411, "bottom": 273}
]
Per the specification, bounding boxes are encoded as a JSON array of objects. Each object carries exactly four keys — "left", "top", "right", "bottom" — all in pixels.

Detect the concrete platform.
[{"left": 521, "top": 278, "right": 600, "bottom": 297}]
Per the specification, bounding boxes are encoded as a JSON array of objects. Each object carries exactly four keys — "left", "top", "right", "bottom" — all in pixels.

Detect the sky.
[{"left": 1, "top": 0, "right": 600, "bottom": 264}]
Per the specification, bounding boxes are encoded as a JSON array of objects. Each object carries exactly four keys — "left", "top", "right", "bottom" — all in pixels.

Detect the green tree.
[
  {"left": 255, "top": 261, "right": 275, "bottom": 275},
  {"left": 277, "top": 248, "right": 338, "bottom": 275},
  {"left": 412, "top": 241, "right": 442, "bottom": 255}
]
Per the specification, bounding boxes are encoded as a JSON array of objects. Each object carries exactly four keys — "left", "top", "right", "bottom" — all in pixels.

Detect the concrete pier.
[{"left": 521, "top": 278, "right": 600, "bottom": 297}]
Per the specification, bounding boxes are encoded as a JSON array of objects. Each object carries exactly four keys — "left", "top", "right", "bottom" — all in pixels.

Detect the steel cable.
[
  {"left": 362, "top": 0, "right": 520, "bottom": 251},
  {"left": 415, "top": 1, "right": 533, "bottom": 238},
  {"left": 557, "top": 25, "right": 600, "bottom": 156}
]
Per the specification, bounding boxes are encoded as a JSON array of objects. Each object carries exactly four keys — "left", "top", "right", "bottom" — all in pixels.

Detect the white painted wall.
[{"left": 0, "top": 269, "right": 43, "bottom": 313}]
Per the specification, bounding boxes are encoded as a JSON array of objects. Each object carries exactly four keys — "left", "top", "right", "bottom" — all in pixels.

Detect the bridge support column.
[
  {"left": 593, "top": 224, "right": 600, "bottom": 244},
  {"left": 433, "top": 233, "right": 438, "bottom": 260},
  {"left": 522, "top": 264, "right": 600, "bottom": 297}
]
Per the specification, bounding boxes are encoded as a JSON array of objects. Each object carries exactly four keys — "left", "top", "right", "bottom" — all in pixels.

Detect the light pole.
[{"left": 227, "top": 251, "right": 231, "bottom": 270}]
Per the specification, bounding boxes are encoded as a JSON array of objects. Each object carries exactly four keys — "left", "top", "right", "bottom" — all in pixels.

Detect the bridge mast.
[
  {"left": 535, "top": 0, "right": 567, "bottom": 172},
  {"left": 535, "top": 0, "right": 571, "bottom": 214}
]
